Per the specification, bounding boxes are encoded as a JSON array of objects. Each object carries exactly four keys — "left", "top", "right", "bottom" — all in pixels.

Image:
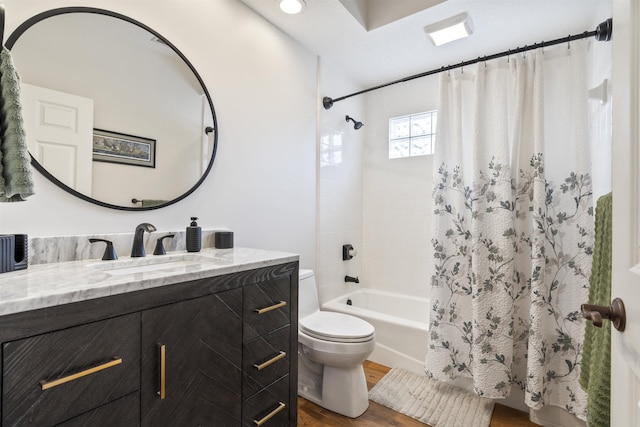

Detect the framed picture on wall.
[{"left": 92, "top": 129, "right": 156, "bottom": 168}]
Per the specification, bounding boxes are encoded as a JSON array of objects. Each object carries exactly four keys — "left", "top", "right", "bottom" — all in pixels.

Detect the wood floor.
[{"left": 298, "top": 361, "right": 539, "bottom": 427}]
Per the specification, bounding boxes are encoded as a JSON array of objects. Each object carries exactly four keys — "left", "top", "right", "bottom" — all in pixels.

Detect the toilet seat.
[{"left": 299, "top": 311, "right": 375, "bottom": 343}]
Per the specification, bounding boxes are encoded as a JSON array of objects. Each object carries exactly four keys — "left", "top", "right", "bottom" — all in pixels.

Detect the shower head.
[{"left": 345, "top": 115, "right": 364, "bottom": 130}]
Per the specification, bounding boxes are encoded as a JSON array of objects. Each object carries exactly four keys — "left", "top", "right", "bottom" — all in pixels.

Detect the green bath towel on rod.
[
  {"left": 0, "top": 46, "right": 35, "bottom": 202},
  {"left": 580, "top": 192, "right": 612, "bottom": 427}
]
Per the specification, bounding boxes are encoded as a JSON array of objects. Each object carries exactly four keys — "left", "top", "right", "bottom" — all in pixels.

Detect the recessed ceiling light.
[
  {"left": 424, "top": 13, "right": 474, "bottom": 47},
  {"left": 279, "top": 0, "right": 306, "bottom": 15}
]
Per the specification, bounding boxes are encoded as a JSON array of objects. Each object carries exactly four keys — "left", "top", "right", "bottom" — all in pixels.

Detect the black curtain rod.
[{"left": 323, "top": 18, "right": 612, "bottom": 110}]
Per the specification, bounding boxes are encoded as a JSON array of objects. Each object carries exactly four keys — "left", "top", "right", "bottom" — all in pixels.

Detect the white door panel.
[
  {"left": 36, "top": 142, "right": 78, "bottom": 185},
  {"left": 612, "top": 0, "right": 640, "bottom": 425},
  {"left": 20, "top": 83, "right": 93, "bottom": 195}
]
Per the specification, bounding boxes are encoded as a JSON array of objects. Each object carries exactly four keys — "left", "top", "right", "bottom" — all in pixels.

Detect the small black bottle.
[{"left": 186, "top": 217, "right": 201, "bottom": 252}]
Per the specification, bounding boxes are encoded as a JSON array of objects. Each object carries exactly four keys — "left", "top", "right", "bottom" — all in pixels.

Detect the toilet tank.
[{"left": 299, "top": 269, "right": 320, "bottom": 319}]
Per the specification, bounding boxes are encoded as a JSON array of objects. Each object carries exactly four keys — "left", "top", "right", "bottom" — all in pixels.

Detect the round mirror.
[{"left": 6, "top": 7, "right": 218, "bottom": 210}]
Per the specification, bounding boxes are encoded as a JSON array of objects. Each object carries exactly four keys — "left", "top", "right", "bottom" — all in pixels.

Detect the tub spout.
[{"left": 345, "top": 275, "right": 359, "bottom": 284}]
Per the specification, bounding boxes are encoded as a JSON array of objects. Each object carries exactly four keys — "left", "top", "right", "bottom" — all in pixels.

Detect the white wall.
[
  {"left": 316, "top": 60, "right": 437, "bottom": 304},
  {"left": 316, "top": 59, "right": 365, "bottom": 304},
  {"left": 361, "top": 77, "right": 438, "bottom": 298},
  {"left": 588, "top": 6, "right": 613, "bottom": 200},
  {"left": 0, "top": 0, "right": 317, "bottom": 268}
]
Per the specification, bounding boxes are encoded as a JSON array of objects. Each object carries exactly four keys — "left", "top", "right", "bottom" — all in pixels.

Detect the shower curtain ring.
[{"left": 567, "top": 35, "right": 571, "bottom": 49}]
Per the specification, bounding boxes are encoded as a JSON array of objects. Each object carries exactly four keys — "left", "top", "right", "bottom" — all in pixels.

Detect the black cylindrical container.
[
  {"left": 215, "top": 231, "right": 233, "bottom": 249},
  {"left": 186, "top": 217, "right": 201, "bottom": 252}
]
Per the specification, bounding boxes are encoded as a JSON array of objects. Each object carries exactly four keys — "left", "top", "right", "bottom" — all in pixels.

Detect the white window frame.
[{"left": 388, "top": 110, "right": 437, "bottom": 159}]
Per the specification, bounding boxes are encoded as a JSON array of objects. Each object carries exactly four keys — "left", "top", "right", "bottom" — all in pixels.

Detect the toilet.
[{"left": 297, "top": 269, "right": 375, "bottom": 418}]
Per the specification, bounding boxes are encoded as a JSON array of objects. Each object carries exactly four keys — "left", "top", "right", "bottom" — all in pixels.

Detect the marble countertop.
[{"left": 0, "top": 247, "right": 298, "bottom": 317}]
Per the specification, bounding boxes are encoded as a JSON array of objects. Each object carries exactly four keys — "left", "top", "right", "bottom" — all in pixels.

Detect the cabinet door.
[
  {"left": 3, "top": 313, "right": 140, "bottom": 426},
  {"left": 141, "top": 288, "right": 243, "bottom": 427}
]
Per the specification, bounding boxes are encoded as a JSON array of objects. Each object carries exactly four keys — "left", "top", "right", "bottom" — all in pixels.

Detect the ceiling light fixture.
[
  {"left": 279, "top": 0, "right": 305, "bottom": 15},
  {"left": 424, "top": 12, "right": 473, "bottom": 47}
]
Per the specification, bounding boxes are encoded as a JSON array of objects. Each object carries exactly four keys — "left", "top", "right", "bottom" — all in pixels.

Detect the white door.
[
  {"left": 20, "top": 83, "right": 94, "bottom": 195},
  {"left": 611, "top": 0, "right": 640, "bottom": 425}
]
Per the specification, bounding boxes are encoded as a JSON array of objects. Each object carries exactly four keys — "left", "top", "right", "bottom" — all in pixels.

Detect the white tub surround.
[
  {"left": 0, "top": 247, "right": 298, "bottom": 316},
  {"left": 323, "top": 288, "right": 429, "bottom": 375}
]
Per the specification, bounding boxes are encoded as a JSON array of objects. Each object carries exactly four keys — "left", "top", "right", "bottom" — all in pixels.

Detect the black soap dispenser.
[{"left": 186, "top": 217, "right": 201, "bottom": 252}]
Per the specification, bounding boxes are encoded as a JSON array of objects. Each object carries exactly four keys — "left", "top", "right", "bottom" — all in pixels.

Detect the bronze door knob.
[{"left": 581, "top": 297, "right": 626, "bottom": 332}]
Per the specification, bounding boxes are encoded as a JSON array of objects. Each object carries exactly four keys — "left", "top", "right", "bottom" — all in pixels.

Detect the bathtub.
[{"left": 322, "top": 288, "right": 429, "bottom": 375}]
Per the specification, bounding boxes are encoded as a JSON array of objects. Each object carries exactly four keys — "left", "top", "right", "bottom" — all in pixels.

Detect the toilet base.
[
  {"left": 322, "top": 364, "right": 369, "bottom": 418},
  {"left": 298, "top": 355, "right": 369, "bottom": 418}
]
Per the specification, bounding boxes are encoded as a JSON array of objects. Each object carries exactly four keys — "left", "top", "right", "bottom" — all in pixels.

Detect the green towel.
[
  {"left": 580, "top": 192, "right": 612, "bottom": 427},
  {"left": 141, "top": 199, "right": 166, "bottom": 207},
  {"left": 0, "top": 46, "right": 34, "bottom": 202}
]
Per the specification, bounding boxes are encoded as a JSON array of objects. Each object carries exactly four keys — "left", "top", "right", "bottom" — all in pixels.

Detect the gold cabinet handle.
[
  {"left": 254, "top": 301, "right": 286, "bottom": 314},
  {"left": 157, "top": 344, "right": 166, "bottom": 399},
  {"left": 253, "top": 402, "right": 286, "bottom": 426},
  {"left": 40, "top": 357, "right": 122, "bottom": 391},
  {"left": 253, "top": 351, "right": 286, "bottom": 371}
]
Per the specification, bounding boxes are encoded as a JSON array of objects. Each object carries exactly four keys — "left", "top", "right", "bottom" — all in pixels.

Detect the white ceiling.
[{"left": 240, "top": 0, "right": 611, "bottom": 89}]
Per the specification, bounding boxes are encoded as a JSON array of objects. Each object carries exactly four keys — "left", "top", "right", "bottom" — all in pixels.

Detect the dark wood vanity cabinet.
[{"left": 0, "top": 261, "right": 298, "bottom": 427}]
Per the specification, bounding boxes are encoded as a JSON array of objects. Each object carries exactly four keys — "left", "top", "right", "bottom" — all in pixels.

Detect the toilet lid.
[{"left": 299, "top": 312, "right": 375, "bottom": 343}]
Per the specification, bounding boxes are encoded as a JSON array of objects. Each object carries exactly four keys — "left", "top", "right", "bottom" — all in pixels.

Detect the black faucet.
[
  {"left": 131, "top": 223, "right": 157, "bottom": 257},
  {"left": 345, "top": 275, "right": 359, "bottom": 284}
]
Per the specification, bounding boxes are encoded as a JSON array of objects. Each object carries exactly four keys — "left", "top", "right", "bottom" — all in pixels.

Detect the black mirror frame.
[{"left": 6, "top": 6, "right": 218, "bottom": 211}]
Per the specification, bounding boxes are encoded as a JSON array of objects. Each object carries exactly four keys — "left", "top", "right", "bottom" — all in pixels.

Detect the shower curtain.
[{"left": 426, "top": 40, "right": 596, "bottom": 420}]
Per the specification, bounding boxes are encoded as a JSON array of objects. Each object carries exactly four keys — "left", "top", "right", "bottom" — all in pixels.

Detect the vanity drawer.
[
  {"left": 242, "top": 375, "right": 290, "bottom": 427},
  {"left": 243, "top": 325, "right": 290, "bottom": 398},
  {"left": 243, "top": 277, "right": 291, "bottom": 341},
  {"left": 56, "top": 392, "right": 140, "bottom": 427},
  {"left": 3, "top": 313, "right": 140, "bottom": 427}
]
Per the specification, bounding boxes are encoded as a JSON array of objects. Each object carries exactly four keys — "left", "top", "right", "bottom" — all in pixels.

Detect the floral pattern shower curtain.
[{"left": 426, "top": 41, "right": 594, "bottom": 419}]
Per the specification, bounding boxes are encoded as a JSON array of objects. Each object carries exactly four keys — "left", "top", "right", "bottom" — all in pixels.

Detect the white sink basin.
[{"left": 88, "top": 253, "right": 228, "bottom": 276}]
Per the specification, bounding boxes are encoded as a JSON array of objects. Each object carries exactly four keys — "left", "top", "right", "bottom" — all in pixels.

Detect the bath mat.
[{"left": 368, "top": 368, "right": 495, "bottom": 427}]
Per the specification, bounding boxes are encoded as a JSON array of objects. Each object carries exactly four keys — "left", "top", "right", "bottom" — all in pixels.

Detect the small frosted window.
[{"left": 389, "top": 111, "right": 436, "bottom": 159}]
